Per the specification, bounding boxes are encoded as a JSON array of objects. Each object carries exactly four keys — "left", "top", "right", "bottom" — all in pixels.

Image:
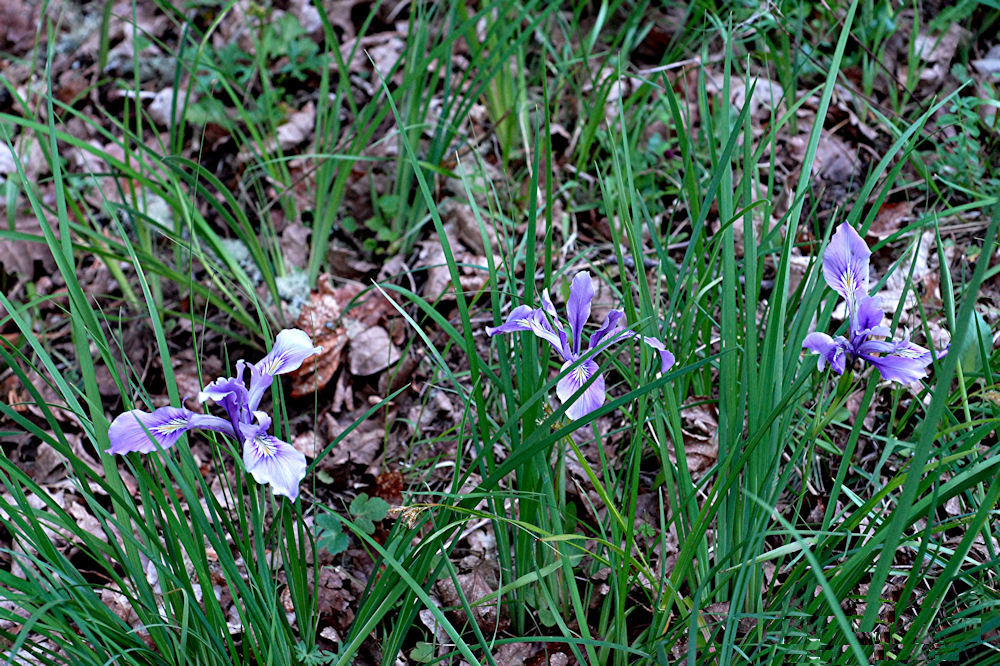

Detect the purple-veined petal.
[
  {"left": 239, "top": 413, "right": 307, "bottom": 500},
  {"left": 540, "top": 289, "right": 559, "bottom": 323},
  {"left": 803, "top": 331, "right": 849, "bottom": 374},
  {"left": 641, "top": 338, "right": 676, "bottom": 373},
  {"left": 566, "top": 271, "right": 594, "bottom": 355},
  {"left": 486, "top": 305, "right": 570, "bottom": 360},
  {"left": 555, "top": 359, "right": 605, "bottom": 420},
  {"left": 853, "top": 293, "right": 889, "bottom": 338},
  {"left": 595, "top": 323, "right": 675, "bottom": 374},
  {"left": 107, "top": 406, "right": 235, "bottom": 454},
  {"left": 247, "top": 363, "right": 272, "bottom": 414},
  {"left": 823, "top": 224, "right": 870, "bottom": 312},
  {"left": 855, "top": 338, "right": 897, "bottom": 355},
  {"left": 255, "top": 329, "right": 323, "bottom": 377},
  {"left": 486, "top": 305, "right": 537, "bottom": 337},
  {"left": 485, "top": 304, "right": 536, "bottom": 336},
  {"left": 589, "top": 310, "right": 625, "bottom": 350},
  {"left": 861, "top": 348, "right": 929, "bottom": 384},
  {"left": 198, "top": 363, "right": 250, "bottom": 425}
]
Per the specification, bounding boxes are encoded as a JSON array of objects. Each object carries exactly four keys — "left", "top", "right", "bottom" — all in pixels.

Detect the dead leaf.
[
  {"left": 730, "top": 77, "right": 784, "bottom": 119},
  {"left": 0, "top": 0, "right": 40, "bottom": 54},
  {"left": 435, "top": 554, "right": 503, "bottom": 630},
  {"left": 289, "top": 277, "right": 361, "bottom": 396},
  {"left": 292, "top": 430, "right": 320, "bottom": 458},
  {"left": 972, "top": 45, "right": 1000, "bottom": 76},
  {"left": 673, "top": 397, "right": 719, "bottom": 479},
  {"left": 148, "top": 87, "right": 193, "bottom": 127},
  {"left": 277, "top": 102, "right": 315, "bottom": 151},
  {"left": 281, "top": 222, "right": 311, "bottom": 271},
  {"left": 901, "top": 23, "right": 971, "bottom": 89},
  {"left": 811, "top": 131, "right": 858, "bottom": 184},
  {"left": 374, "top": 470, "right": 404, "bottom": 503},
  {"left": 322, "top": 412, "right": 383, "bottom": 469},
  {"left": 881, "top": 230, "right": 935, "bottom": 321},
  {"left": 416, "top": 232, "right": 489, "bottom": 303},
  {"left": 440, "top": 199, "right": 497, "bottom": 255},
  {"left": 868, "top": 201, "right": 915, "bottom": 241},
  {"left": 347, "top": 325, "right": 400, "bottom": 376}
]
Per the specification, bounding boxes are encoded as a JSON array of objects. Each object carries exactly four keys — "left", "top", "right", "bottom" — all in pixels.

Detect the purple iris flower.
[
  {"left": 107, "top": 329, "right": 321, "bottom": 501},
  {"left": 802, "top": 223, "right": 935, "bottom": 384},
  {"left": 487, "top": 271, "right": 674, "bottom": 420}
]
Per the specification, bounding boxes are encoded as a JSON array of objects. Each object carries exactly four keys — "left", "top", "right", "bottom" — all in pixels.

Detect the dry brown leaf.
[
  {"left": 673, "top": 397, "right": 719, "bottom": 479},
  {"left": 289, "top": 277, "right": 361, "bottom": 396},
  {"left": 322, "top": 412, "right": 383, "bottom": 470},
  {"left": 435, "top": 555, "right": 503, "bottom": 630},
  {"left": 972, "top": 45, "right": 1000, "bottom": 76},
  {"left": 292, "top": 430, "right": 320, "bottom": 458},
  {"left": 416, "top": 233, "right": 489, "bottom": 303},
  {"left": 868, "top": 201, "right": 915, "bottom": 241},
  {"left": 844, "top": 389, "right": 877, "bottom": 431},
  {"left": 493, "top": 642, "right": 539, "bottom": 665},
  {"left": 881, "top": 229, "right": 936, "bottom": 321},
  {"left": 374, "top": 470, "right": 404, "bottom": 503},
  {"left": 730, "top": 78, "right": 784, "bottom": 119},
  {"left": 440, "top": 199, "right": 497, "bottom": 255},
  {"left": 812, "top": 131, "right": 858, "bottom": 184},
  {"left": 347, "top": 325, "right": 400, "bottom": 376},
  {"left": 280, "top": 222, "right": 311, "bottom": 271},
  {"left": 0, "top": 0, "right": 40, "bottom": 54},
  {"left": 340, "top": 33, "right": 405, "bottom": 83},
  {"left": 277, "top": 102, "right": 315, "bottom": 151},
  {"left": 912, "top": 24, "right": 970, "bottom": 86}
]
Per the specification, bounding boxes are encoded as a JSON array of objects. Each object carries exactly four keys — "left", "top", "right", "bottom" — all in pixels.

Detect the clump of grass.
[{"left": 1, "top": 0, "right": 998, "bottom": 664}]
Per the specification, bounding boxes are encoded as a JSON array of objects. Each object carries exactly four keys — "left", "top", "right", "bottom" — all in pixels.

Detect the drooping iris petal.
[
  {"left": 589, "top": 310, "right": 625, "bottom": 350},
  {"left": 636, "top": 335, "right": 676, "bottom": 373},
  {"left": 566, "top": 271, "right": 594, "bottom": 355},
  {"left": 857, "top": 337, "right": 932, "bottom": 384},
  {"left": 861, "top": 351, "right": 928, "bottom": 384},
  {"left": 107, "top": 406, "right": 235, "bottom": 454},
  {"left": 246, "top": 362, "right": 272, "bottom": 414},
  {"left": 540, "top": 289, "right": 559, "bottom": 322},
  {"left": 254, "top": 328, "right": 323, "bottom": 377},
  {"left": 238, "top": 413, "right": 307, "bottom": 501},
  {"left": 823, "top": 223, "right": 870, "bottom": 314},
  {"left": 853, "top": 293, "right": 890, "bottom": 338},
  {"left": 485, "top": 304, "right": 536, "bottom": 336},
  {"left": 588, "top": 316, "right": 675, "bottom": 374},
  {"left": 198, "top": 362, "right": 250, "bottom": 425},
  {"left": 556, "top": 359, "right": 605, "bottom": 420},
  {"left": 802, "top": 332, "right": 849, "bottom": 374},
  {"left": 486, "top": 305, "right": 569, "bottom": 360}
]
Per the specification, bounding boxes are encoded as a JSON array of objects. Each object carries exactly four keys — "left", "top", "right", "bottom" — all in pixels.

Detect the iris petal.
[
  {"left": 486, "top": 305, "right": 569, "bottom": 360},
  {"left": 853, "top": 293, "right": 886, "bottom": 337},
  {"left": 255, "top": 329, "right": 323, "bottom": 377},
  {"left": 803, "top": 332, "right": 849, "bottom": 374},
  {"left": 556, "top": 359, "right": 605, "bottom": 419},
  {"left": 861, "top": 353, "right": 928, "bottom": 384},
  {"left": 242, "top": 433, "right": 307, "bottom": 500},
  {"left": 107, "top": 406, "right": 235, "bottom": 454},
  {"left": 198, "top": 364, "right": 250, "bottom": 425},
  {"left": 566, "top": 271, "right": 594, "bottom": 355},
  {"left": 823, "top": 223, "right": 870, "bottom": 314},
  {"left": 589, "top": 310, "right": 625, "bottom": 350}
]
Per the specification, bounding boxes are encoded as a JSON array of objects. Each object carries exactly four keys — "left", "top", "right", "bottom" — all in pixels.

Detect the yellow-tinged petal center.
[
  {"left": 260, "top": 355, "right": 285, "bottom": 375},
  {"left": 572, "top": 365, "right": 590, "bottom": 383},
  {"left": 256, "top": 436, "right": 277, "bottom": 458},
  {"left": 152, "top": 417, "right": 188, "bottom": 436}
]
